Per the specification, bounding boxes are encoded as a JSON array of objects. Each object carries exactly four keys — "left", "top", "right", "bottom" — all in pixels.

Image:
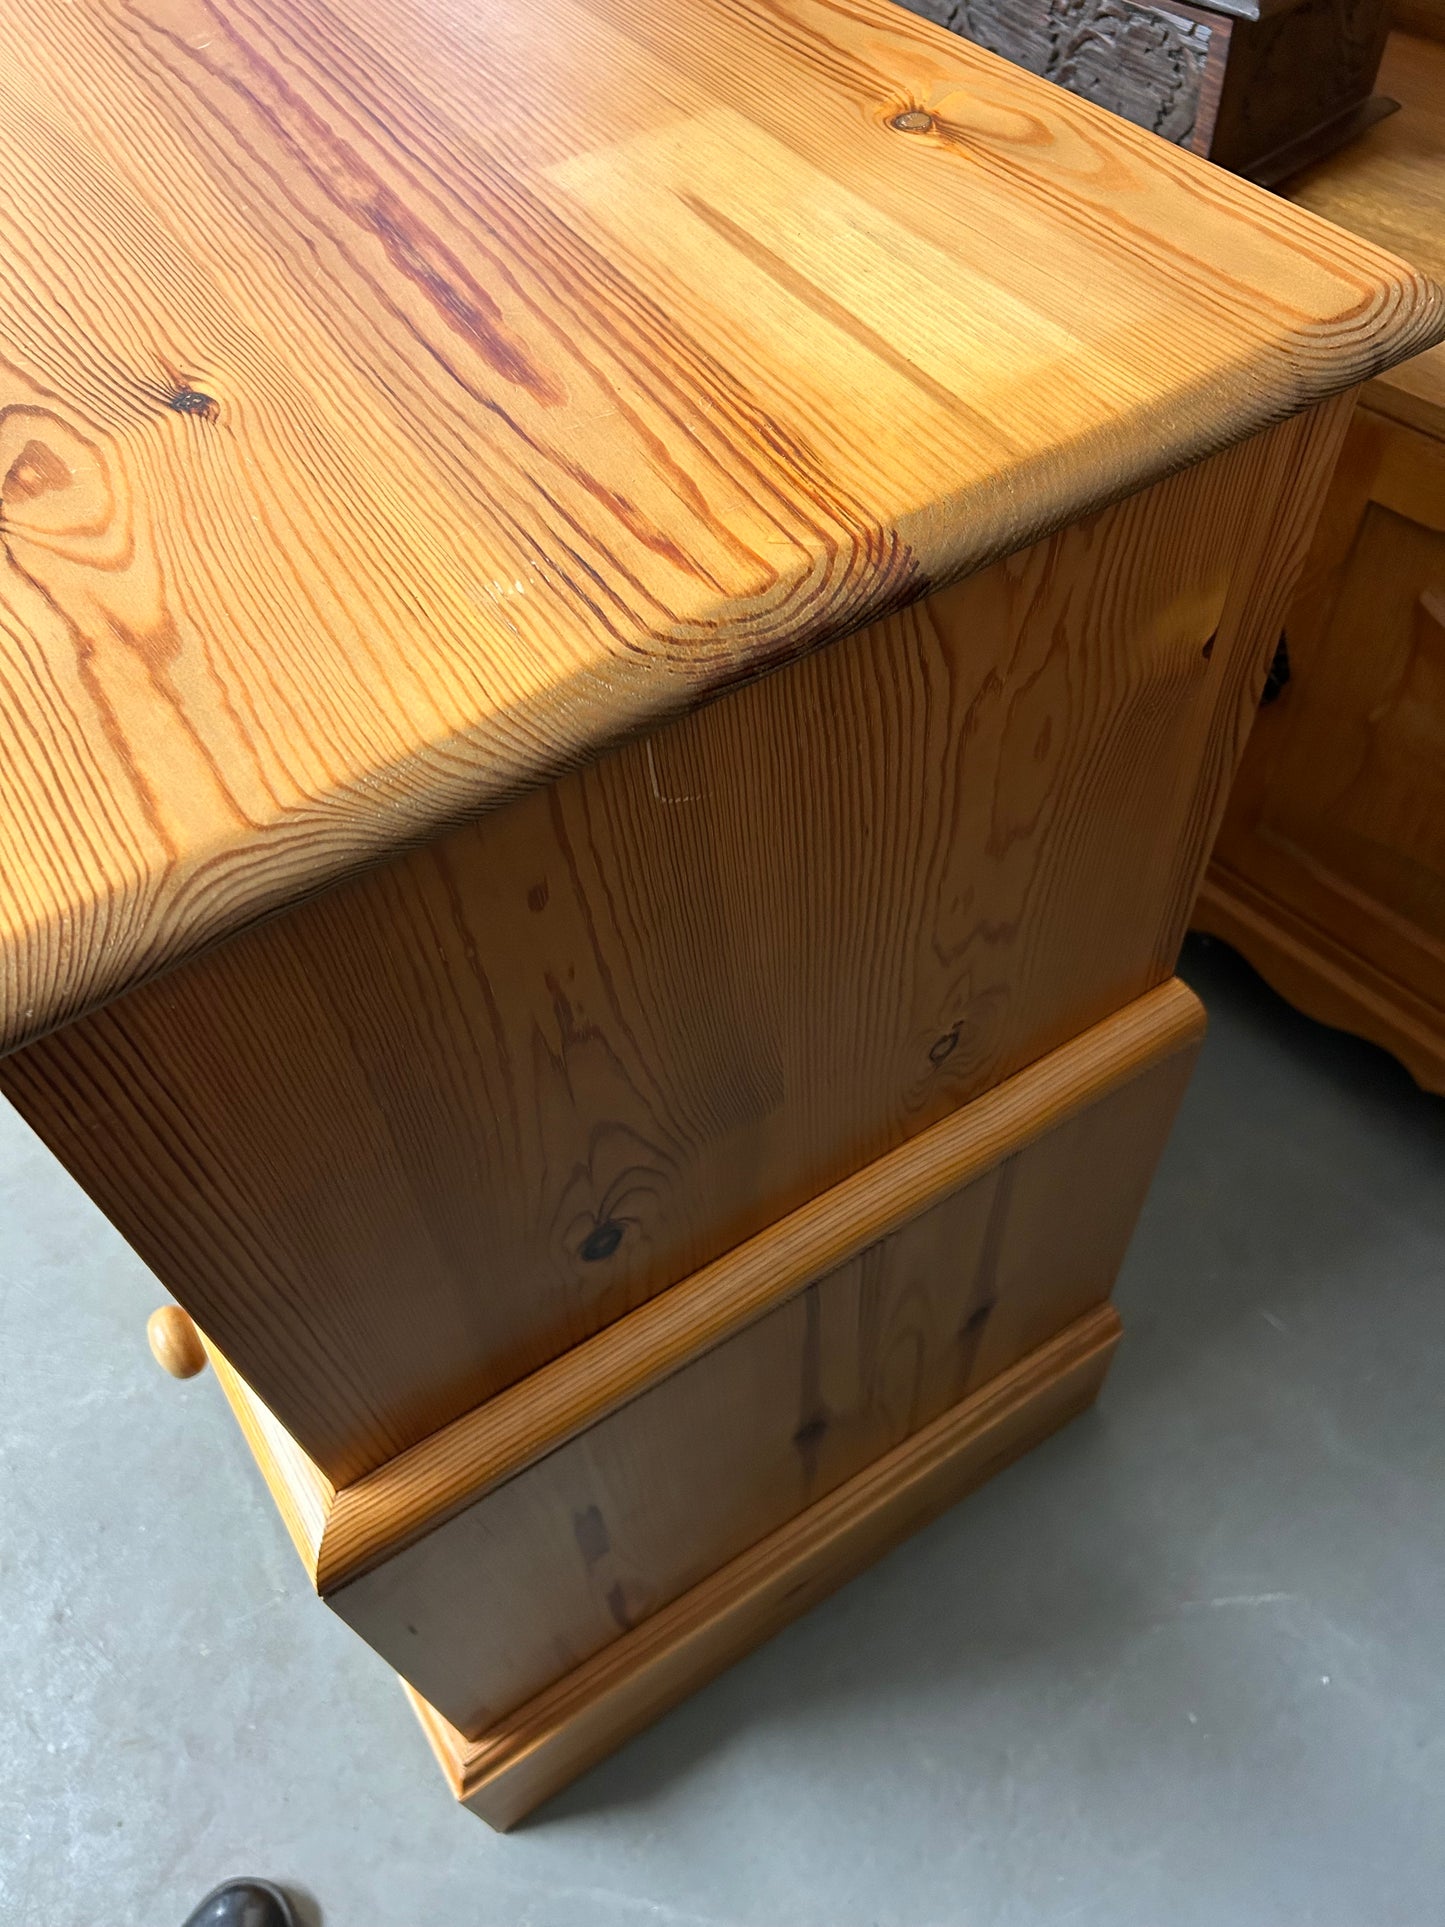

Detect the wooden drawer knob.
[{"left": 146, "top": 1304, "right": 207, "bottom": 1379}]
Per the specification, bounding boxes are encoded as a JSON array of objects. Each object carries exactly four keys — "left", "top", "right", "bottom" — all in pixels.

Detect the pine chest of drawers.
[
  {"left": 1195, "top": 30, "right": 1445, "bottom": 1091},
  {"left": 1, "top": 0, "right": 1439, "bottom": 1827}
]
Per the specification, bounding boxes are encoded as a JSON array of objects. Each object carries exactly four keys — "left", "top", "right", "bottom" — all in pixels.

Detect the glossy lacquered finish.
[
  {"left": 4, "top": 0, "right": 1440, "bottom": 1833},
  {"left": 1197, "top": 33, "right": 1445, "bottom": 1090},
  {"left": 0, "top": 401, "right": 1354, "bottom": 1480},
  {"left": 209, "top": 981, "right": 1199, "bottom": 1827},
  {"left": 1, "top": 0, "right": 1441, "bottom": 1058}
]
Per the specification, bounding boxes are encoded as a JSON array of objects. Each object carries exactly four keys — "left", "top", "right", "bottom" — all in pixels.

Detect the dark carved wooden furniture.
[{"left": 901, "top": 0, "right": 1396, "bottom": 182}]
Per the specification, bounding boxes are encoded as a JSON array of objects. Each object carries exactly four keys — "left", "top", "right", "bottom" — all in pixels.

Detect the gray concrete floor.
[{"left": 2, "top": 935, "right": 1443, "bottom": 1927}]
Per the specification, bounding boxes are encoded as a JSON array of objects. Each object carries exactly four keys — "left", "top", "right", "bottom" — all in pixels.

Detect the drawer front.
[{"left": 324, "top": 986, "right": 1201, "bottom": 1736}]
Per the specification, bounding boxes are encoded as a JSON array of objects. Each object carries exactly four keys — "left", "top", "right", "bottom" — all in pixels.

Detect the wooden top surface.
[
  {"left": 2, "top": 0, "right": 1441, "bottom": 1053},
  {"left": 1287, "top": 31, "right": 1445, "bottom": 439}
]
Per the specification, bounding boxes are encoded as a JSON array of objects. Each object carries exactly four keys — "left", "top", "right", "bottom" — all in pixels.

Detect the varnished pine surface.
[
  {"left": 405, "top": 1302, "right": 1120, "bottom": 1830},
  {"left": 1195, "top": 866, "right": 1445, "bottom": 1091},
  {"left": 1193, "top": 32, "right": 1445, "bottom": 1087},
  {"left": 206, "top": 983, "right": 1199, "bottom": 1731},
  {"left": 204, "top": 1335, "right": 338, "bottom": 1573},
  {"left": 1, "top": 0, "right": 1441, "bottom": 1057},
  {"left": 1198, "top": 396, "right": 1445, "bottom": 1090},
  {"left": 1, "top": 411, "right": 1338, "bottom": 1482},
  {"left": 201, "top": 978, "right": 1198, "bottom": 1592},
  {"left": 334, "top": 1035, "right": 1187, "bottom": 1734},
  {"left": 1287, "top": 32, "right": 1445, "bottom": 436}
]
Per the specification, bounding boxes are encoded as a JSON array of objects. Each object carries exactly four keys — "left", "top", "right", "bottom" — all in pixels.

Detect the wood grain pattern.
[
  {"left": 1198, "top": 402, "right": 1445, "bottom": 1088},
  {"left": 405, "top": 1302, "right": 1121, "bottom": 1830},
  {"left": 203, "top": 978, "right": 1200, "bottom": 1591},
  {"left": 1195, "top": 867, "right": 1445, "bottom": 1087},
  {"left": 1287, "top": 30, "right": 1445, "bottom": 439},
  {"left": 286, "top": 987, "right": 1198, "bottom": 1736},
  {"left": 1197, "top": 35, "right": 1445, "bottom": 1088},
  {"left": 204, "top": 1336, "right": 338, "bottom": 1572},
  {"left": 1, "top": 408, "right": 1343, "bottom": 1483},
  {"left": 1, "top": 0, "right": 1440, "bottom": 1060}
]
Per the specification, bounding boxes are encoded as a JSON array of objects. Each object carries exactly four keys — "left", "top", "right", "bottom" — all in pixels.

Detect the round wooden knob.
[{"left": 146, "top": 1304, "right": 207, "bottom": 1379}]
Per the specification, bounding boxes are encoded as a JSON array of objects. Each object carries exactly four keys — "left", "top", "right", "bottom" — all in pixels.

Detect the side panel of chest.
[{"left": 0, "top": 402, "right": 1349, "bottom": 1481}]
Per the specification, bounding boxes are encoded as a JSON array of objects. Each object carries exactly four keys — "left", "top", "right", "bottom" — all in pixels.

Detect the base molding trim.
[
  {"left": 405, "top": 1303, "right": 1121, "bottom": 1830},
  {"left": 1195, "top": 868, "right": 1445, "bottom": 1093}
]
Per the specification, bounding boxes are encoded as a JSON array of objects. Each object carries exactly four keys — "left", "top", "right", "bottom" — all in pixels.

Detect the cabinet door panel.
[{"left": 1208, "top": 408, "right": 1445, "bottom": 1018}]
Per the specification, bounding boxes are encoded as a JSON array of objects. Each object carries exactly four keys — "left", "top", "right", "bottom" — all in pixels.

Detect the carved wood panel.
[
  {"left": 901, "top": 0, "right": 1391, "bottom": 178},
  {"left": 902, "top": 0, "right": 1222, "bottom": 149}
]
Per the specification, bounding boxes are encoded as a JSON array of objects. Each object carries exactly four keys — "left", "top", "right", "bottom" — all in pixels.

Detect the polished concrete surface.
[{"left": 3, "top": 935, "right": 1443, "bottom": 1927}]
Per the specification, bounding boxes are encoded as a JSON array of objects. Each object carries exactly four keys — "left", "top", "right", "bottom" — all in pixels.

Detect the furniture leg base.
[
  {"left": 1195, "top": 868, "right": 1445, "bottom": 1093},
  {"left": 403, "top": 1303, "right": 1120, "bottom": 1830}
]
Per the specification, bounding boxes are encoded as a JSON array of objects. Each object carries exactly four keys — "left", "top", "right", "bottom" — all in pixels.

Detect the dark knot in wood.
[
  {"left": 166, "top": 385, "right": 219, "bottom": 421},
  {"left": 580, "top": 1221, "right": 624, "bottom": 1262},
  {"left": 929, "top": 1026, "right": 961, "bottom": 1065}
]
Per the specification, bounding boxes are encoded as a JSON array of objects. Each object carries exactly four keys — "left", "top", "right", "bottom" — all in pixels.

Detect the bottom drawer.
[
  {"left": 207, "top": 978, "right": 1203, "bottom": 1814},
  {"left": 406, "top": 1300, "right": 1120, "bottom": 1830}
]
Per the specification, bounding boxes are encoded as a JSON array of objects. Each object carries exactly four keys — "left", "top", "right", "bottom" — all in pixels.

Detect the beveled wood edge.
[
  {"left": 208, "top": 980, "right": 1201, "bottom": 1592},
  {"left": 403, "top": 1300, "right": 1122, "bottom": 1830},
  {"left": 204, "top": 1340, "right": 336, "bottom": 1586},
  {"left": 1194, "top": 869, "right": 1445, "bottom": 1092},
  {"left": 3, "top": 373, "right": 1439, "bottom": 1070},
  {"left": 308, "top": 980, "right": 1201, "bottom": 1591}
]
